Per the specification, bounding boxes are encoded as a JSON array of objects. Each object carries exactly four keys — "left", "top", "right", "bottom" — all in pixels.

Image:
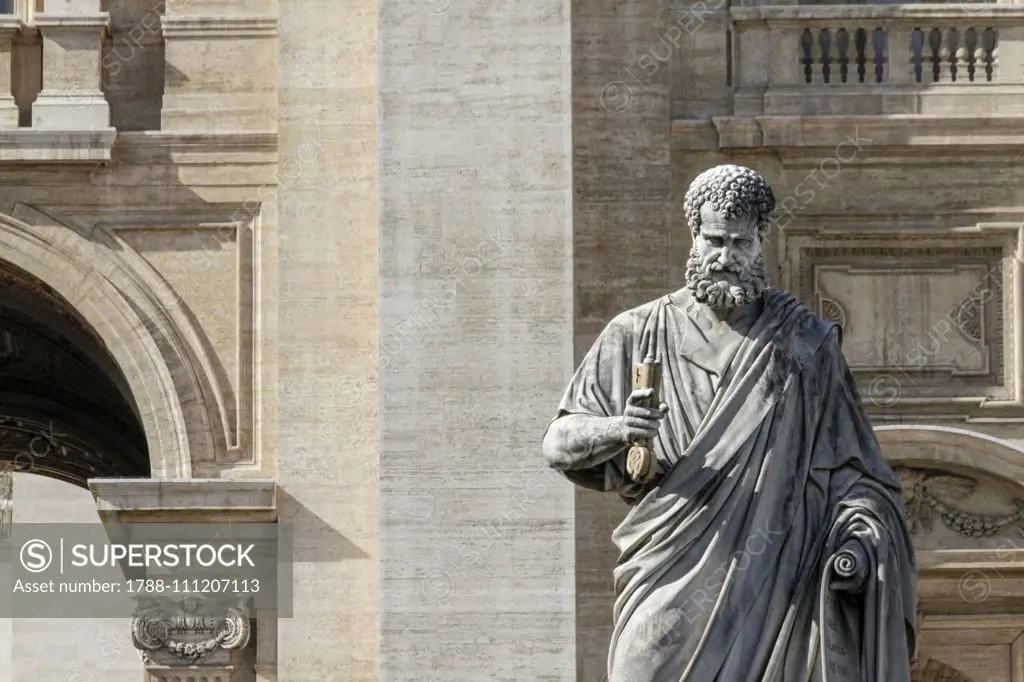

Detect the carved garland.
[
  {"left": 896, "top": 466, "right": 1024, "bottom": 538},
  {"left": 131, "top": 598, "right": 251, "bottom": 665}
]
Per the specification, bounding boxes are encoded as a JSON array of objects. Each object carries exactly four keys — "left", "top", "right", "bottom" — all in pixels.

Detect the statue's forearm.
[{"left": 542, "top": 414, "right": 624, "bottom": 471}]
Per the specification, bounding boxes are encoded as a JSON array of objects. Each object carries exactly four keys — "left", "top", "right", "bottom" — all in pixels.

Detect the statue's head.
[{"left": 682, "top": 164, "right": 775, "bottom": 308}]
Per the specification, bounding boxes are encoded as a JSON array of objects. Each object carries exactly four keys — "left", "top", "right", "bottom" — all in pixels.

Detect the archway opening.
[{"left": 0, "top": 261, "right": 148, "bottom": 486}]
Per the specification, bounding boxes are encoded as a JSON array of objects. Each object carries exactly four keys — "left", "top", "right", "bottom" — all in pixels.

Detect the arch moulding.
[
  {"left": 0, "top": 209, "right": 204, "bottom": 478},
  {"left": 876, "top": 424, "right": 1024, "bottom": 486},
  {"left": 876, "top": 424, "right": 1024, "bottom": 612}
]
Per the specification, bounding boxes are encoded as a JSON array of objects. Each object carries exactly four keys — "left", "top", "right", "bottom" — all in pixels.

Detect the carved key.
[{"left": 626, "top": 356, "right": 658, "bottom": 484}]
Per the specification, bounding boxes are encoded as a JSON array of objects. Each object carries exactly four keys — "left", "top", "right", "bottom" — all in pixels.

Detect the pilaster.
[
  {"left": 0, "top": 17, "right": 22, "bottom": 128},
  {"left": 160, "top": 15, "right": 277, "bottom": 132},
  {"left": 88, "top": 479, "right": 278, "bottom": 682},
  {"left": 31, "top": 13, "right": 110, "bottom": 129}
]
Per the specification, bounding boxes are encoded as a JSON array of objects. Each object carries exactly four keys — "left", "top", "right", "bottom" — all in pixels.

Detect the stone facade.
[{"left": 0, "top": 0, "right": 1022, "bottom": 679}]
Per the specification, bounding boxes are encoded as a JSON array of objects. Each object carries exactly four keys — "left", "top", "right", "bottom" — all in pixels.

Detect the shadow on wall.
[
  {"left": 101, "top": 0, "right": 169, "bottom": 131},
  {"left": 277, "top": 488, "right": 371, "bottom": 563}
]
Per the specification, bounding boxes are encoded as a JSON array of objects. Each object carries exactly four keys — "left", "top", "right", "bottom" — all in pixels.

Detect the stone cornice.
[
  {"left": 0, "top": 129, "right": 117, "bottom": 162},
  {"left": 116, "top": 130, "right": 277, "bottom": 149},
  {"left": 113, "top": 130, "right": 278, "bottom": 166},
  {"left": 89, "top": 478, "right": 278, "bottom": 522},
  {"left": 732, "top": 3, "right": 1024, "bottom": 24},
  {"left": 0, "top": 16, "right": 23, "bottom": 37},
  {"left": 32, "top": 13, "right": 110, "bottom": 31},
  {"left": 161, "top": 15, "right": 277, "bottom": 39},
  {"left": 673, "top": 115, "right": 1024, "bottom": 151}
]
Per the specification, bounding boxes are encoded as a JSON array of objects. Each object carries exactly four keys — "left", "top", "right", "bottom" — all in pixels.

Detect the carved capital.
[{"left": 130, "top": 597, "right": 251, "bottom": 667}]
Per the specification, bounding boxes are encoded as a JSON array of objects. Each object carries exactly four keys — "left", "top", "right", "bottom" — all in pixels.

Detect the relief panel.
[
  {"left": 781, "top": 220, "right": 1022, "bottom": 421},
  {"left": 894, "top": 464, "right": 1024, "bottom": 552},
  {"left": 811, "top": 257, "right": 1001, "bottom": 394}
]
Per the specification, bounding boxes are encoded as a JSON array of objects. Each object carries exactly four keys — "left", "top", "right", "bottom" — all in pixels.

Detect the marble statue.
[{"left": 541, "top": 165, "right": 917, "bottom": 682}]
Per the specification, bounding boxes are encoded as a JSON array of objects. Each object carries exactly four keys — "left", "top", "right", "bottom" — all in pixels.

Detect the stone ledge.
[
  {"left": 116, "top": 130, "right": 278, "bottom": 150},
  {"left": 0, "top": 128, "right": 117, "bottom": 161},
  {"left": 0, "top": 16, "right": 22, "bottom": 35},
  {"left": 32, "top": 13, "right": 110, "bottom": 30},
  {"left": 161, "top": 15, "right": 277, "bottom": 39},
  {"left": 673, "top": 115, "right": 1024, "bottom": 150},
  {"left": 89, "top": 478, "right": 277, "bottom": 522},
  {"left": 113, "top": 130, "right": 278, "bottom": 166},
  {"left": 732, "top": 4, "right": 1024, "bottom": 23}
]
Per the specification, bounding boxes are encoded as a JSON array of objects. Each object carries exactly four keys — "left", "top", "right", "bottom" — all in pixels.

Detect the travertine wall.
[
  {"left": 378, "top": 0, "right": 576, "bottom": 679},
  {"left": 570, "top": 0, "right": 675, "bottom": 675},
  {"left": 275, "top": 0, "right": 379, "bottom": 678}
]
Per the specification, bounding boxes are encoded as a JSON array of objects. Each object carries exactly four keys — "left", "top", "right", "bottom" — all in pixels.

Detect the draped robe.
[{"left": 546, "top": 288, "right": 917, "bottom": 682}]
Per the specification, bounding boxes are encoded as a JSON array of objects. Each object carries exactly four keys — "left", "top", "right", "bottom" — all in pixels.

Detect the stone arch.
[
  {"left": 875, "top": 424, "right": 1024, "bottom": 486},
  {"left": 0, "top": 211, "right": 205, "bottom": 478}
]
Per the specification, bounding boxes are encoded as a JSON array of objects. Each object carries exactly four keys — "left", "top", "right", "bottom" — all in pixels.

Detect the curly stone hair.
[{"left": 683, "top": 164, "right": 776, "bottom": 238}]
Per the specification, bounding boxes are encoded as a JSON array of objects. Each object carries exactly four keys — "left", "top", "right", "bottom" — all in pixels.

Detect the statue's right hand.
[{"left": 619, "top": 388, "right": 669, "bottom": 443}]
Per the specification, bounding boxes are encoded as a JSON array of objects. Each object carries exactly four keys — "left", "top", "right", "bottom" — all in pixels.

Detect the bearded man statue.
[{"left": 541, "top": 165, "right": 917, "bottom": 682}]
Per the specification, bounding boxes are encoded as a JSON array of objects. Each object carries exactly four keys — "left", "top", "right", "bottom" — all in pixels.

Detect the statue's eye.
[
  {"left": 707, "top": 237, "right": 724, "bottom": 247},
  {"left": 734, "top": 238, "right": 751, "bottom": 248}
]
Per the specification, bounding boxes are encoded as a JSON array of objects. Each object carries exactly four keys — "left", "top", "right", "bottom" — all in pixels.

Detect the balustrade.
[{"left": 732, "top": 4, "right": 1024, "bottom": 115}]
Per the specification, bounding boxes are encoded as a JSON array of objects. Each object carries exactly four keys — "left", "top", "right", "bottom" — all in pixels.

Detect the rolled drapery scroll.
[
  {"left": 833, "top": 546, "right": 863, "bottom": 579},
  {"left": 831, "top": 537, "right": 869, "bottom": 589}
]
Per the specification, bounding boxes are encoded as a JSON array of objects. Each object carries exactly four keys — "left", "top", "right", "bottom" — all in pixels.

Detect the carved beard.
[{"left": 685, "top": 247, "right": 767, "bottom": 308}]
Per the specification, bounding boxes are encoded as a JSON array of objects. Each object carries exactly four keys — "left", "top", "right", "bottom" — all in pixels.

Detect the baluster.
[
  {"left": 812, "top": 28, "right": 824, "bottom": 84},
  {"left": 819, "top": 28, "right": 831, "bottom": 84},
  {"left": 948, "top": 28, "right": 960, "bottom": 81},
  {"left": 982, "top": 27, "right": 997, "bottom": 82},
  {"left": 929, "top": 28, "right": 942, "bottom": 81},
  {"left": 837, "top": 29, "right": 850, "bottom": 83},
  {"left": 965, "top": 28, "right": 978, "bottom": 82},
  {"left": 938, "top": 28, "right": 951, "bottom": 81},
  {"left": 855, "top": 28, "right": 868, "bottom": 83},
  {"left": 873, "top": 27, "right": 886, "bottom": 83},
  {"left": 911, "top": 28, "right": 924, "bottom": 83},
  {"left": 801, "top": 28, "right": 814, "bottom": 84}
]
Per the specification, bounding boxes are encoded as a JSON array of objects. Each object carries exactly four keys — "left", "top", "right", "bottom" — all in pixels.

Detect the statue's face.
[{"left": 685, "top": 203, "right": 766, "bottom": 308}]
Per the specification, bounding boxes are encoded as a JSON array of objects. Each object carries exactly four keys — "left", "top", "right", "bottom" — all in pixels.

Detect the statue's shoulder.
[
  {"left": 605, "top": 295, "right": 672, "bottom": 333},
  {"left": 762, "top": 288, "right": 839, "bottom": 351}
]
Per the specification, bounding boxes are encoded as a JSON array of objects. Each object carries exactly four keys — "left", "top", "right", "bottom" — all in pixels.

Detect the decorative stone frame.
[
  {"left": 780, "top": 217, "right": 1024, "bottom": 422},
  {"left": 0, "top": 207, "right": 196, "bottom": 477}
]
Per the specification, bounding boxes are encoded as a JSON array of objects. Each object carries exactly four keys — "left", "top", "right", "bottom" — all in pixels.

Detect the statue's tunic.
[{"left": 548, "top": 288, "right": 917, "bottom": 682}]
